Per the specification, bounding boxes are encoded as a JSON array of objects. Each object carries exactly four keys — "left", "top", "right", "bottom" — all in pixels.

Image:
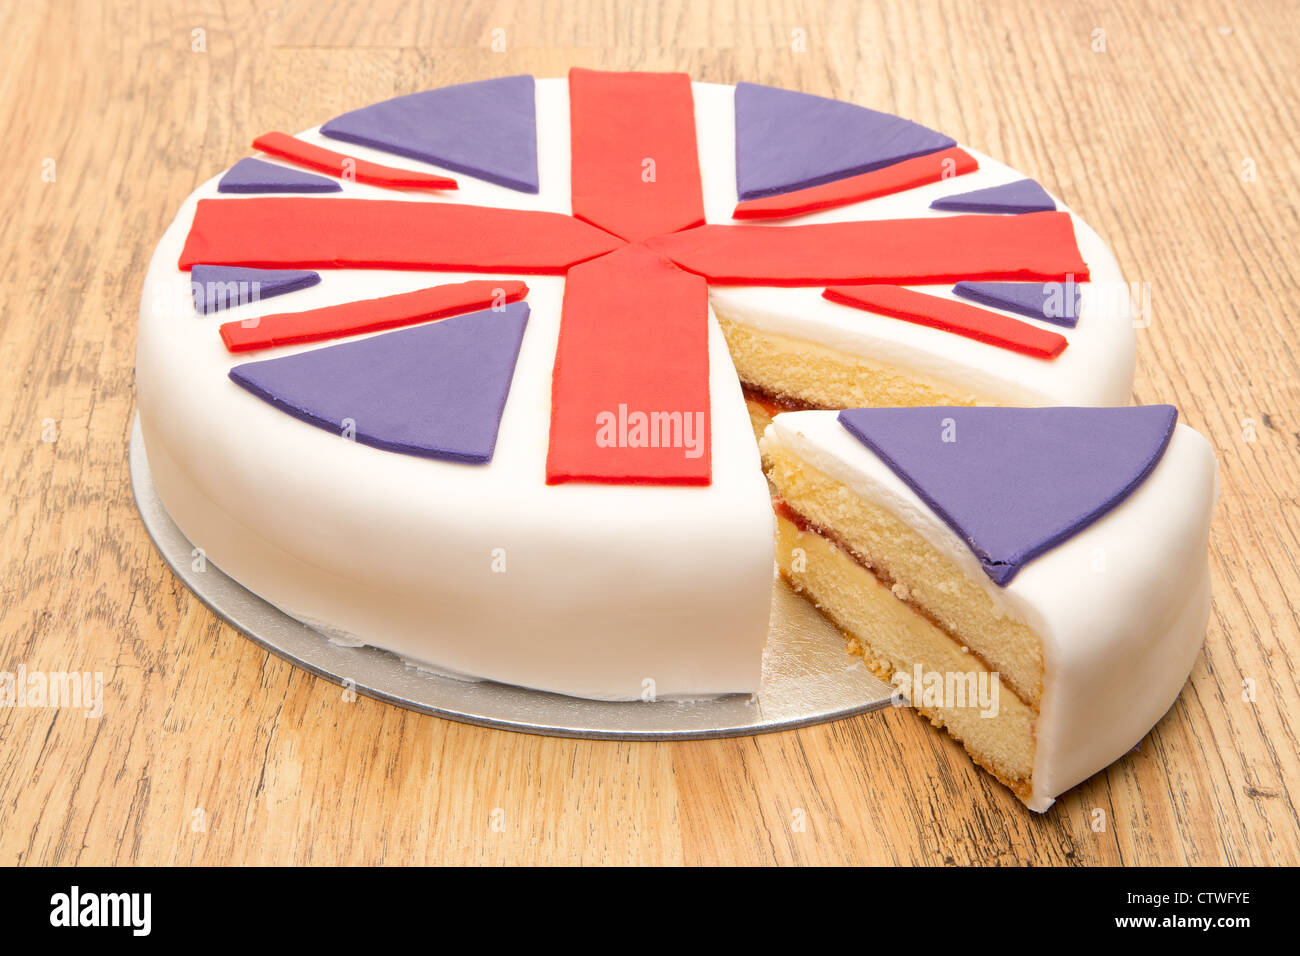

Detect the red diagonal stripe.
[
  {"left": 645, "top": 211, "right": 1091, "bottom": 285},
  {"left": 823, "top": 284, "right": 1069, "bottom": 358},
  {"left": 252, "top": 132, "right": 459, "bottom": 191},
  {"left": 547, "top": 245, "right": 711, "bottom": 485},
  {"left": 568, "top": 68, "right": 706, "bottom": 243},
  {"left": 178, "top": 198, "right": 625, "bottom": 272},
  {"left": 731, "top": 146, "right": 978, "bottom": 221},
  {"left": 219, "top": 279, "right": 529, "bottom": 352}
]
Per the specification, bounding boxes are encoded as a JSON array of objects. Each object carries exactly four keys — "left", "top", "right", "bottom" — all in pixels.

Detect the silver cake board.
[{"left": 129, "top": 413, "right": 894, "bottom": 739}]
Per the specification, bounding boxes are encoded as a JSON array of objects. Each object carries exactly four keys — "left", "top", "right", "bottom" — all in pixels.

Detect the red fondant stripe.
[
  {"left": 219, "top": 279, "right": 529, "bottom": 353},
  {"left": 645, "top": 211, "right": 1090, "bottom": 285},
  {"left": 822, "top": 285, "right": 1069, "bottom": 358},
  {"left": 732, "top": 147, "right": 978, "bottom": 220},
  {"left": 252, "top": 132, "right": 458, "bottom": 191},
  {"left": 568, "top": 69, "right": 706, "bottom": 243},
  {"left": 178, "top": 198, "right": 624, "bottom": 273},
  {"left": 547, "top": 245, "right": 711, "bottom": 485}
]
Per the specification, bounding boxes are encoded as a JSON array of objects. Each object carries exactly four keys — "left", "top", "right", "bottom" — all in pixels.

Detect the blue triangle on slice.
[
  {"left": 217, "top": 157, "right": 342, "bottom": 194},
  {"left": 190, "top": 265, "right": 321, "bottom": 314},
  {"left": 229, "top": 302, "right": 530, "bottom": 463},
  {"left": 320, "top": 75, "right": 539, "bottom": 193},
  {"left": 952, "top": 280, "right": 1081, "bottom": 328},
  {"left": 734, "top": 81, "right": 955, "bottom": 201},
  {"left": 837, "top": 405, "right": 1179, "bottom": 585},
  {"left": 930, "top": 178, "right": 1054, "bottom": 214}
]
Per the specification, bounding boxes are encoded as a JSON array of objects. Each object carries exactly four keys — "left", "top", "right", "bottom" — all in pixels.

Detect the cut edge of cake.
[
  {"left": 719, "top": 314, "right": 988, "bottom": 446},
  {"left": 759, "top": 408, "right": 1217, "bottom": 811}
]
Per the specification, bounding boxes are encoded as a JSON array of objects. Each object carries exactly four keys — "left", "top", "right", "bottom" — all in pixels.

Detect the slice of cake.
[{"left": 760, "top": 405, "right": 1217, "bottom": 810}]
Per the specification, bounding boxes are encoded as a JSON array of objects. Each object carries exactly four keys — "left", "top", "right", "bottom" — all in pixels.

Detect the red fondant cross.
[{"left": 179, "top": 69, "right": 1091, "bottom": 486}]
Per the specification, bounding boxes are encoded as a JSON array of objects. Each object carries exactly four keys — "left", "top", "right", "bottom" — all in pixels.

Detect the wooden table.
[{"left": 2, "top": 0, "right": 1297, "bottom": 866}]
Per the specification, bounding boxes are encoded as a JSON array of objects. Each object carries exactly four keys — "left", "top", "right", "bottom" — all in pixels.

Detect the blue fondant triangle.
[
  {"left": 230, "top": 302, "right": 530, "bottom": 463},
  {"left": 191, "top": 265, "right": 321, "bottom": 314},
  {"left": 217, "top": 157, "right": 342, "bottom": 194},
  {"left": 930, "top": 178, "right": 1054, "bottom": 214},
  {"left": 952, "top": 280, "right": 1081, "bottom": 328},
  {"left": 320, "top": 76, "right": 539, "bottom": 193},
  {"left": 734, "top": 82, "right": 955, "bottom": 201},
  {"left": 837, "top": 405, "right": 1179, "bottom": 585}
]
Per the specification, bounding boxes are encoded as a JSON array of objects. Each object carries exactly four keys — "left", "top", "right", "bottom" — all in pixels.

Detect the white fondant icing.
[
  {"left": 761, "top": 411, "right": 1218, "bottom": 810},
  {"left": 137, "top": 78, "right": 1144, "bottom": 704}
]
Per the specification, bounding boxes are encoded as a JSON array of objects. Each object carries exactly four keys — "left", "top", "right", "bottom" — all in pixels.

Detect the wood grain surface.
[{"left": 2, "top": 0, "right": 1297, "bottom": 866}]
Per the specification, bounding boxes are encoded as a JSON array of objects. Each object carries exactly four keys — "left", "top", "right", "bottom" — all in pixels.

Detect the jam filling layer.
[
  {"left": 740, "top": 382, "right": 823, "bottom": 418},
  {"left": 772, "top": 496, "right": 1029, "bottom": 703}
]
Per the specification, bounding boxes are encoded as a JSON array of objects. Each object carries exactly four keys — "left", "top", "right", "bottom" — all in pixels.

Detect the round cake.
[{"left": 136, "top": 70, "right": 1212, "bottom": 808}]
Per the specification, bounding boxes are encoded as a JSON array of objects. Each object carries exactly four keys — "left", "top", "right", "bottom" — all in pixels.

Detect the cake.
[
  {"left": 136, "top": 69, "right": 1212, "bottom": 807},
  {"left": 761, "top": 406, "right": 1217, "bottom": 810}
]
